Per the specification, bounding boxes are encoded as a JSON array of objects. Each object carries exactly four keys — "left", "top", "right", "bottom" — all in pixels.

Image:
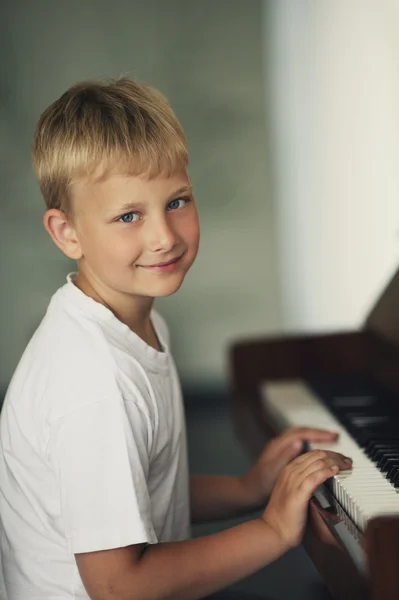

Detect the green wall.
[{"left": 1, "top": 0, "right": 281, "bottom": 391}]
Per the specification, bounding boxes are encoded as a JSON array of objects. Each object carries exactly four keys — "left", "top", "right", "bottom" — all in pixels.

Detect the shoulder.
[{"left": 7, "top": 289, "right": 122, "bottom": 420}]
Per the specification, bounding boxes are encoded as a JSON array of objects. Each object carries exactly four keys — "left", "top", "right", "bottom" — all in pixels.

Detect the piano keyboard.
[{"left": 260, "top": 380, "right": 399, "bottom": 533}]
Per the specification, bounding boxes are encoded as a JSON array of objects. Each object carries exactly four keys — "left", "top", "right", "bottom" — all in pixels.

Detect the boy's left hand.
[{"left": 241, "top": 427, "right": 339, "bottom": 507}]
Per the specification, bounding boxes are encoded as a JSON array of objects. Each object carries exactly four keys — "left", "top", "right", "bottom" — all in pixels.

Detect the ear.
[{"left": 43, "top": 209, "right": 83, "bottom": 260}]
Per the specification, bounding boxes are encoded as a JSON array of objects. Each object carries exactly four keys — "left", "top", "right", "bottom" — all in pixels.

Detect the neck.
[{"left": 73, "top": 270, "right": 154, "bottom": 334}]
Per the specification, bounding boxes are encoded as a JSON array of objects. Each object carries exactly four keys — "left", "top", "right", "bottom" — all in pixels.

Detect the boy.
[{"left": 0, "top": 77, "right": 351, "bottom": 600}]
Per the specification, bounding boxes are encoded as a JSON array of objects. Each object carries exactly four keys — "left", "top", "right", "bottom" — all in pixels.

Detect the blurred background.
[
  {"left": 2, "top": 1, "right": 399, "bottom": 598},
  {"left": 2, "top": 0, "right": 399, "bottom": 394}
]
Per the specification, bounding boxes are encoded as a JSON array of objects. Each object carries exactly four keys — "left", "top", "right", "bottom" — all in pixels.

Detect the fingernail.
[{"left": 344, "top": 457, "right": 352, "bottom": 464}]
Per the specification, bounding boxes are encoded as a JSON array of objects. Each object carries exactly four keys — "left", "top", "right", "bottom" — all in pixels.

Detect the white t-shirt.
[{"left": 0, "top": 274, "right": 191, "bottom": 599}]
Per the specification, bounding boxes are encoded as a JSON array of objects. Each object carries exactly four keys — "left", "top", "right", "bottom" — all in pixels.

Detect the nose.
[{"left": 145, "top": 213, "right": 177, "bottom": 253}]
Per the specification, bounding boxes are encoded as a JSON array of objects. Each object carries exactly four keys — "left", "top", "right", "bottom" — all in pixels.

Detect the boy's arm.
[
  {"left": 76, "top": 450, "right": 351, "bottom": 600},
  {"left": 190, "top": 474, "right": 262, "bottom": 522},
  {"left": 76, "top": 518, "right": 285, "bottom": 600}
]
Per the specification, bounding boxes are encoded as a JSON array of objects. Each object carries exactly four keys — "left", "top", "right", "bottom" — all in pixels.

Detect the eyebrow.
[
  {"left": 168, "top": 185, "right": 192, "bottom": 199},
  {"left": 116, "top": 186, "right": 193, "bottom": 214}
]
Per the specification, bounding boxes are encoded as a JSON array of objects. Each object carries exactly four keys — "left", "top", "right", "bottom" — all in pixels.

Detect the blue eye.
[
  {"left": 119, "top": 212, "right": 139, "bottom": 223},
  {"left": 167, "top": 198, "right": 187, "bottom": 211}
]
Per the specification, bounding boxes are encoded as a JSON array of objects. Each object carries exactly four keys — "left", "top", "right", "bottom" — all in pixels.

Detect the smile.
[{"left": 139, "top": 255, "right": 183, "bottom": 273}]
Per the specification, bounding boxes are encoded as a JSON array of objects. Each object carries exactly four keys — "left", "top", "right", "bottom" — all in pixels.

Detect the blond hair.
[{"left": 32, "top": 77, "right": 188, "bottom": 215}]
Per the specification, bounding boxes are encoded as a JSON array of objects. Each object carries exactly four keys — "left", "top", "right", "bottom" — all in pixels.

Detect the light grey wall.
[
  {"left": 1, "top": 0, "right": 281, "bottom": 391},
  {"left": 264, "top": 0, "right": 399, "bottom": 335}
]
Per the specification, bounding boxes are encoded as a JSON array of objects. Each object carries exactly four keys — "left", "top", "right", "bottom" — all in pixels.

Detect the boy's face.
[{"left": 70, "top": 169, "right": 200, "bottom": 302}]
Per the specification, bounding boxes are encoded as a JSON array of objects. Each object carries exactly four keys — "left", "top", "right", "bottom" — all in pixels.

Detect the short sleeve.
[{"left": 51, "top": 399, "right": 157, "bottom": 554}]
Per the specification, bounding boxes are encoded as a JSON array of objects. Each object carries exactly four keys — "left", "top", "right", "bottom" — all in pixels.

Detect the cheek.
[
  {"left": 81, "top": 226, "right": 142, "bottom": 265},
  {"left": 109, "top": 233, "right": 143, "bottom": 264},
  {"left": 182, "top": 213, "right": 200, "bottom": 248}
]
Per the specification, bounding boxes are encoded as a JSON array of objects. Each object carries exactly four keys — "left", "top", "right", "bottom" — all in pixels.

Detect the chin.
[{"left": 150, "top": 278, "right": 186, "bottom": 298}]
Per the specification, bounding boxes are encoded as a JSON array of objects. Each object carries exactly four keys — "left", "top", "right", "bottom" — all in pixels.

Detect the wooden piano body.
[{"left": 229, "top": 268, "right": 399, "bottom": 600}]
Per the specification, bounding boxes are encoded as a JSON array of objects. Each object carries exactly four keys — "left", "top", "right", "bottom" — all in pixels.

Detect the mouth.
[
  {"left": 148, "top": 256, "right": 181, "bottom": 267},
  {"left": 138, "top": 254, "right": 183, "bottom": 272}
]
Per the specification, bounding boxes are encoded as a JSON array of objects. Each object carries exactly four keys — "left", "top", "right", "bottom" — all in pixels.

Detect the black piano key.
[
  {"left": 347, "top": 414, "right": 391, "bottom": 427},
  {"left": 376, "top": 452, "right": 399, "bottom": 471},
  {"left": 387, "top": 465, "right": 399, "bottom": 482},
  {"left": 357, "top": 428, "right": 399, "bottom": 446},
  {"left": 371, "top": 445, "right": 399, "bottom": 461},
  {"left": 366, "top": 438, "right": 399, "bottom": 450},
  {"left": 365, "top": 439, "right": 397, "bottom": 453},
  {"left": 307, "top": 376, "right": 399, "bottom": 466},
  {"left": 373, "top": 451, "right": 399, "bottom": 465},
  {"left": 369, "top": 448, "right": 399, "bottom": 462},
  {"left": 377, "top": 454, "right": 399, "bottom": 472},
  {"left": 351, "top": 420, "right": 398, "bottom": 431},
  {"left": 329, "top": 392, "right": 380, "bottom": 408},
  {"left": 367, "top": 440, "right": 399, "bottom": 453},
  {"left": 377, "top": 450, "right": 399, "bottom": 463},
  {"left": 391, "top": 470, "right": 399, "bottom": 488}
]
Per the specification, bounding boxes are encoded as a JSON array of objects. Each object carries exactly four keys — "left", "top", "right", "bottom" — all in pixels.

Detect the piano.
[{"left": 229, "top": 267, "right": 399, "bottom": 600}]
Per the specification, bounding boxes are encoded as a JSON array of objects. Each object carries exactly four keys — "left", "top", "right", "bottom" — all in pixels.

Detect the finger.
[
  {"left": 298, "top": 464, "right": 340, "bottom": 499},
  {"left": 288, "top": 449, "right": 326, "bottom": 468},
  {"left": 290, "top": 449, "right": 352, "bottom": 471},
  {"left": 266, "top": 435, "right": 305, "bottom": 460},
  {"left": 298, "top": 454, "right": 349, "bottom": 480},
  {"left": 258, "top": 433, "right": 305, "bottom": 465},
  {"left": 270, "top": 439, "right": 304, "bottom": 471},
  {"left": 286, "top": 427, "right": 339, "bottom": 443},
  {"left": 273, "top": 429, "right": 339, "bottom": 458},
  {"left": 301, "top": 460, "right": 333, "bottom": 481},
  {"left": 321, "top": 451, "right": 352, "bottom": 470}
]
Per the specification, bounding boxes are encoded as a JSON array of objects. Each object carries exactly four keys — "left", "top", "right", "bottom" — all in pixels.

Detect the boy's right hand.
[{"left": 261, "top": 449, "right": 352, "bottom": 550}]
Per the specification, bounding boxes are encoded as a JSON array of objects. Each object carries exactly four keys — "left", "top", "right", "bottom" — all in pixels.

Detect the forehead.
[{"left": 71, "top": 168, "right": 191, "bottom": 213}]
